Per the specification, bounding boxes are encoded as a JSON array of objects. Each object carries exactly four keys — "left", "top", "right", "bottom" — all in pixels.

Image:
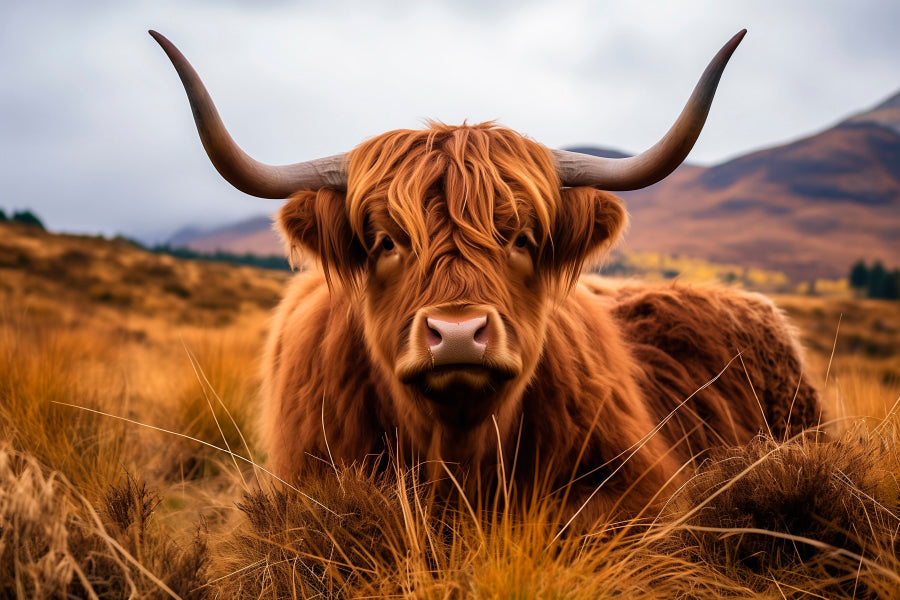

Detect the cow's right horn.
[
  {"left": 553, "top": 29, "right": 746, "bottom": 191},
  {"left": 150, "top": 30, "right": 348, "bottom": 198}
]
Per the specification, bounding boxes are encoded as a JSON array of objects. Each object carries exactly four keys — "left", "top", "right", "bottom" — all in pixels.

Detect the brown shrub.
[
  {"left": 0, "top": 244, "right": 32, "bottom": 268},
  {"left": 60, "top": 248, "right": 93, "bottom": 268},
  {"left": 80, "top": 472, "right": 209, "bottom": 599},
  {"left": 87, "top": 283, "right": 134, "bottom": 306},
  {"left": 663, "top": 425, "right": 900, "bottom": 598}
]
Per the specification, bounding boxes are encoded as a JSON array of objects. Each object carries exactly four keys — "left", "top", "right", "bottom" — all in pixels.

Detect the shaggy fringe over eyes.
[{"left": 346, "top": 122, "right": 560, "bottom": 267}]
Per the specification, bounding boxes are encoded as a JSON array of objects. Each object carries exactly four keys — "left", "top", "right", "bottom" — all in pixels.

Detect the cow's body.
[
  {"left": 152, "top": 30, "right": 821, "bottom": 521},
  {"left": 261, "top": 268, "right": 819, "bottom": 519}
]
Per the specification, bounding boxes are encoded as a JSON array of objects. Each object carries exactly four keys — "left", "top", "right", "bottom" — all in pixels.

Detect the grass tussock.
[
  {"left": 203, "top": 416, "right": 900, "bottom": 599},
  {"left": 661, "top": 423, "right": 900, "bottom": 598},
  {"left": 211, "top": 465, "right": 735, "bottom": 599},
  {"left": 0, "top": 443, "right": 209, "bottom": 599}
]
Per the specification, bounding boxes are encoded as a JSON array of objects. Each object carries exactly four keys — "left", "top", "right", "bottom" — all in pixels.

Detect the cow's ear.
[
  {"left": 547, "top": 187, "right": 627, "bottom": 279},
  {"left": 277, "top": 189, "right": 367, "bottom": 287}
]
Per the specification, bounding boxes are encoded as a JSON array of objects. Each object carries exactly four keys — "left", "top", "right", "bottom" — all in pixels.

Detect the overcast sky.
[{"left": 2, "top": 0, "right": 899, "bottom": 242}]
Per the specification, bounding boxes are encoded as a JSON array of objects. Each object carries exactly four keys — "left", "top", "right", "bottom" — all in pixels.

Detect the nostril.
[
  {"left": 426, "top": 324, "right": 442, "bottom": 348},
  {"left": 474, "top": 322, "right": 489, "bottom": 345}
]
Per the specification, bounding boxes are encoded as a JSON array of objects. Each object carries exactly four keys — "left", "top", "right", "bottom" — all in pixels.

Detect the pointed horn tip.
[
  {"left": 148, "top": 30, "right": 177, "bottom": 54},
  {"left": 710, "top": 29, "right": 747, "bottom": 69},
  {"left": 729, "top": 29, "right": 748, "bottom": 49}
]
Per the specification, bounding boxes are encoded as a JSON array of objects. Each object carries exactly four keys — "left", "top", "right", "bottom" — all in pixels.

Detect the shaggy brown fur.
[
  {"left": 260, "top": 122, "right": 821, "bottom": 521},
  {"left": 585, "top": 278, "right": 820, "bottom": 459}
]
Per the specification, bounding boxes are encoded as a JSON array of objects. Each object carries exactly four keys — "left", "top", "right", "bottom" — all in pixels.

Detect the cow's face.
[{"left": 279, "top": 123, "right": 626, "bottom": 432}]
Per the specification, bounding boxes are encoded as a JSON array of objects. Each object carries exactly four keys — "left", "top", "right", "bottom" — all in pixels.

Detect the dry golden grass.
[
  {"left": 1, "top": 220, "right": 898, "bottom": 598},
  {"left": 776, "top": 294, "right": 900, "bottom": 432}
]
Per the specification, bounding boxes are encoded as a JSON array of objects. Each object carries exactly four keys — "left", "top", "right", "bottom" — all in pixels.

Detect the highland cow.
[{"left": 152, "top": 30, "right": 820, "bottom": 520}]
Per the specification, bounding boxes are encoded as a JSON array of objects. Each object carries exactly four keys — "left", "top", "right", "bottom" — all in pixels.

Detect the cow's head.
[
  {"left": 276, "top": 122, "right": 629, "bottom": 431},
  {"left": 151, "top": 29, "right": 744, "bottom": 439}
]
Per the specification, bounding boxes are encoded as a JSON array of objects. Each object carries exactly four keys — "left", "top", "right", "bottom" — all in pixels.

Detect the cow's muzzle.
[{"left": 396, "top": 305, "right": 520, "bottom": 394}]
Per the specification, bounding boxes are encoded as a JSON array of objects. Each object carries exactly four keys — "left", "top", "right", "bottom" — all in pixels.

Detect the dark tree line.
[
  {"left": 849, "top": 259, "right": 900, "bottom": 300},
  {"left": 0, "top": 208, "right": 45, "bottom": 230},
  {"left": 147, "top": 243, "right": 291, "bottom": 271}
]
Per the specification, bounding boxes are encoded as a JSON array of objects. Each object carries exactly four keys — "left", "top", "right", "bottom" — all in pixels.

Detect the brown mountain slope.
[
  {"left": 186, "top": 224, "right": 284, "bottom": 256},
  {"left": 846, "top": 89, "right": 900, "bottom": 134},
  {"left": 174, "top": 92, "right": 900, "bottom": 281},
  {"left": 171, "top": 215, "right": 284, "bottom": 256},
  {"left": 619, "top": 120, "right": 900, "bottom": 280}
]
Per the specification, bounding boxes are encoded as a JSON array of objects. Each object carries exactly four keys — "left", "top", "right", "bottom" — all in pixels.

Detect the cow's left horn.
[
  {"left": 553, "top": 29, "right": 746, "bottom": 191},
  {"left": 150, "top": 30, "right": 347, "bottom": 198}
]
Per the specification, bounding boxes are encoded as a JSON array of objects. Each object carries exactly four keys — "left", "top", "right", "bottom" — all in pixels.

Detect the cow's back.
[{"left": 582, "top": 276, "right": 821, "bottom": 462}]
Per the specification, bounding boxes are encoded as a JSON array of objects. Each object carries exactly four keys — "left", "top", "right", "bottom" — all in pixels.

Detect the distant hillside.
[
  {"left": 562, "top": 146, "right": 633, "bottom": 160},
  {"left": 846, "top": 89, "right": 900, "bottom": 135},
  {"left": 616, "top": 90, "right": 900, "bottom": 280},
  {"left": 170, "top": 215, "right": 284, "bottom": 256},
  {"left": 170, "top": 91, "right": 900, "bottom": 281},
  {"left": 0, "top": 220, "right": 288, "bottom": 329}
]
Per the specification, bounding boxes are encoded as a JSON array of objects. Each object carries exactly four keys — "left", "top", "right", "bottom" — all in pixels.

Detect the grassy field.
[{"left": 1, "top": 220, "right": 898, "bottom": 598}]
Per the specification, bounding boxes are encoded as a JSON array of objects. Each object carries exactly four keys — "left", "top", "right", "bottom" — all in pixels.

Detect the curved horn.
[
  {"left": 149, "top": 30, "right": 347, "bottom": 198},
  {"left": 553, "top": 29, "right": 746, "bottom": 190}
]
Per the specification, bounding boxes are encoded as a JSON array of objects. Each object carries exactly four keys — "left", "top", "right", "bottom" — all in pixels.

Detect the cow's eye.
[
  {"left": 380, "top": 236, "right": 395, "bottom": 251},
  {"left": 514, "top": 233, "right": 529, "bottom": 248}
]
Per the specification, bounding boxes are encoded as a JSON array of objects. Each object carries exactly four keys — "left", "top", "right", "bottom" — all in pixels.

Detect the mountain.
[
  {"left": 170, "top": 92, "right": 900, "bottom": 281},
  {"left": 170, "top": 215, "right": 284, "bottom": 256},
  {"left": 615, "top": 92, "right": 900, "bottom": 280},
  {"left": 846, "top": 89, "right": 900, "bottom": 134},
  {"left": 563, "top": 146, "right": 633, "bottom": 160}
]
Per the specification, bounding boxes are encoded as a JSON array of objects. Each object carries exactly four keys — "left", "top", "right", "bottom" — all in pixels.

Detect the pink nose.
[{"left": 426, "top": 316, "right": 489, "bottom": 365}]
